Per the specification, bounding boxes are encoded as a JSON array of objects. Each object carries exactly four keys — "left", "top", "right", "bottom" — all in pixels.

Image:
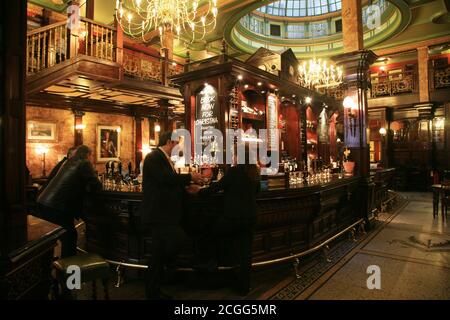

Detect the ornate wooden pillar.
[
  {"left": 114, "top": 16, "right": 124, "bottom": 71},
  {"left": 158, "top": 99, "right": 172, "bottom": 132},
  {"left": 334, "top": 51, "right": 378, "bottom": 226},
  {"left": 445, "top": 103, "right": 450, "bottom": 170},
  {"left": 416, "top": 103, "right": 435, "bottom": 172},
  {"left": 161, "top": 47, "right": 170, "bottom": 86},
  {"left": 135, "top": 116, "right": 142, "bottom": 173},
  {"left": 1, "top": 0, "right": 27, "bottom": 291},
  {"left": 161, "top": 32, "right": 173, "bottom": 86},
  {"left": 335, "top": 51, "right": 377, "bottom": 177},
  {"left": 85, "top": 0, "right": 95, "bottom": 20},
  {"left": 73, "top": 109, "right": 84, "bottom": 146}
]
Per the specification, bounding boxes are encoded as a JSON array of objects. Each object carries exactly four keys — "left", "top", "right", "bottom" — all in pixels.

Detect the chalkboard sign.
[
  {"left": 267, "top": 94, "right": 278, "bottom": 150},
  {"left": 195, "top": 85, "right": 219, "bottom": 151}
]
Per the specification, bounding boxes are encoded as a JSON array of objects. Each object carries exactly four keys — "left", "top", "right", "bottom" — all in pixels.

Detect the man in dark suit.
[{"left": 141, "top": 131, "right": 202, "bottom": 299}]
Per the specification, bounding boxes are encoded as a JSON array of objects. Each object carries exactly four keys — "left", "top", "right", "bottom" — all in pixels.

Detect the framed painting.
[
  {"left": 27, "top": 120, "right": 57, "bottom": 142},
  {"left": 96, "top": 125, "right": 121, "bottom": 162}
]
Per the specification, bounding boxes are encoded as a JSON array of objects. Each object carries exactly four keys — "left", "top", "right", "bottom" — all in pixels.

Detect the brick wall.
[{"left": 26, "top": 106, "right": 150, "bottom": 178}]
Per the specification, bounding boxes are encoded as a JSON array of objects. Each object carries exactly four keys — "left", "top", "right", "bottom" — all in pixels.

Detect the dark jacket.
[
  {"left": 199, "top": 165, "right": 260, "bottom": 225},
  {"left": 43, "top": 157, "right": 67, "bottom": 189},
  {"left": 37, "top": 157, "right": 102, "bottom": 218},
  {"left": 141, "top": 148, "right": 191, "bottom": 226}
]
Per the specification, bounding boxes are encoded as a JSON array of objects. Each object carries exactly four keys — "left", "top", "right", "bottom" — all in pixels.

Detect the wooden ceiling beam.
[{"left": 26, "top": 92, "right": 181, "bottom": 118}]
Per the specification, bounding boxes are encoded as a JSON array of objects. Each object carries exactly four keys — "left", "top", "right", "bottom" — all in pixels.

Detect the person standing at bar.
[
  {"left": 37, "top": 145, "right": 102, "bottom": 258},
  {"left": 141, "top": 131, "right": 203, "bottom": 299},
  {"left": 196, "top": 148, "right": 260, "bottom": 295}
]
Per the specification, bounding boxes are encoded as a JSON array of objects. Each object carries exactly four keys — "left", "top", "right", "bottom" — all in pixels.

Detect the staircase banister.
[
  {"left": 80, "top": 17, "right": 116, "bottom": 31},
  {"left": 27, "top": 20, "right": 68, "bottom": 36}
]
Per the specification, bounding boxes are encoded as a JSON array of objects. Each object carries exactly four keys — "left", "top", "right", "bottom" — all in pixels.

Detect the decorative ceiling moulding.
[{"left": 224, "top": 0, "right": 411, "bottom": 59}]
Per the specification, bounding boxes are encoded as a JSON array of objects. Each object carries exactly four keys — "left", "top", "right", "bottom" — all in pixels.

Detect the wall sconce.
[
  {"left": 155, "top": 124, "right": 161, "bottom": 133},
  {"left": 116, "top": 127, "right": 122, "bottom": 133},
  {"left": 75, "top": 124, "right": 85, "bottom": 130},
  {"left": 379, "top": 127, "right": 387, "bottom": 136},
  {"left": 35, "top": 145, "right": 49, "bottom": 177}
]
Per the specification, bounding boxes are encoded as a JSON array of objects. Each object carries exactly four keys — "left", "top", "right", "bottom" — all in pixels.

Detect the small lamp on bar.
[{"left": 36, "top": 145, "right": 49, "bottom": 178}]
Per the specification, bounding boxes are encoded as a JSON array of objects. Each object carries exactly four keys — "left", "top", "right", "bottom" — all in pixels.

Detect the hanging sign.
[
  {"left": 195, "top": 85, "right": 219, "bottom": 150},
  {"left": 267, "top": 93, "right": 278, "bottom": 150}
]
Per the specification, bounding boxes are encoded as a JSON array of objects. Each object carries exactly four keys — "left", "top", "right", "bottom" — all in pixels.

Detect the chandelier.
[
  {"left": 115, "top": 0, "right": 218, "bottom": 43},
  {"left": 298, "top": 58, "right": 343, "bottom": 90}
]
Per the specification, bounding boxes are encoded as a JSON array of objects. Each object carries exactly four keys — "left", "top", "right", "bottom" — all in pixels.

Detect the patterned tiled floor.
[{"left": 304, "top": 192, "right": 450, "bottom": 300}]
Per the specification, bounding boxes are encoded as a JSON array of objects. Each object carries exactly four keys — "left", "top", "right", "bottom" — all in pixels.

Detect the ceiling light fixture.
[
  {"left": 298, "top": 58, "right": 343, "bottom": 90},
  {"left": 115, "top": 0, "right": 218, "bottom": 44}
]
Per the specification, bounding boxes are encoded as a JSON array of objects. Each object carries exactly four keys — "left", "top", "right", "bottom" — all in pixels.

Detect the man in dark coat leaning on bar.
[
  {"left": 141, "top": 131, "right": 203, "bottom": 299},
  {"left": 37, "top": 145, "right": 102, "bottom": 258}
]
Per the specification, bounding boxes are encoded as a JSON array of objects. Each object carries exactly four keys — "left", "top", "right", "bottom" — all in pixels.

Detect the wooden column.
[
  {"left": 73, "top": 110, "right": 84, "bottom": 146},
  {"left": 85, "top": 0, "right": 95, "bottom": 20},
  {"left": 342, "top": 0, "right": 364, "bottom": 52},
  {"left": 445, "top": 103, "right": 450, "bottom": 170},
  {"left": 135, "top": 116, "right": 142, "bottom": 173},
  {"left": 334, "top": 51, "right": 378, "bottom": 226},
  {"left": 417, "top": 46, "right": 430, "bottom": 103},
  {"left": 1, "top": 0, "right": 27, "bottom": 277},
  {"left": 334, "top": 51, "right": 378, "bottom": 176},
  {"left": 160, "top": 31, "right": 173, "bottom": 86},
  {"left": 158, "top": 99, "right": 172, "bottom": 132},
  {"left": 161, "top": 47, "right": 170, "bottom": 86},
  {"left": 114, "top": 16, "right": 124, "bottom": 70}
]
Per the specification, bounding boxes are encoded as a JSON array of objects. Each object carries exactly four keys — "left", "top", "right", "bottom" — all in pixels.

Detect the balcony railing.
[
  {"left": 26, "top": 18, "right": 118, "bottom": 76},
  {"left": 432, "top": 65, "right": 450, "bottom": 90},
  {"left": 369, "top": 67, "right": 417, "bottom": 98},
  {"left": 78, "top": 17, "right": 116, "bottom": 62},
  {"left": 123, "top": 45, "right": 184, "bottom": 86},
  {"left": 26, "top": 21, "right": 68, "bottom": 75}
]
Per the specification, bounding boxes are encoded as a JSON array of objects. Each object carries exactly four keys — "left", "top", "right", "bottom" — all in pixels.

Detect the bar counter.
[{"left": 83, "top": 174, "right": 363, "bottom": 270}]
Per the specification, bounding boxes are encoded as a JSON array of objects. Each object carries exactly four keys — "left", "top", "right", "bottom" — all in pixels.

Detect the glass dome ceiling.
[
  {"left": 229, "top": 0, "right": 402, "bottom": 59},
  {"left": 257, "top": 0, "right": 342, "bottom": 17}
]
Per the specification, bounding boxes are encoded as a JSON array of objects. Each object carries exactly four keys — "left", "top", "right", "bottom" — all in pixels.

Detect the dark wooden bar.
[
  {"left": 2, "top": 217, "right": 64, "bottom": 299},
  {"left": 84, "top": 175, "right": 361, "bottom": 270}
]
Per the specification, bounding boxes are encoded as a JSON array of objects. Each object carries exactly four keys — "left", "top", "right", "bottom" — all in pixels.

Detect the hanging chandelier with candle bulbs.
[
  {"left": 298, "top": 58, "right": 343, "bottom": 90},
  {"left": 115, "top": 0, "right": 218, "bottom": 43}
]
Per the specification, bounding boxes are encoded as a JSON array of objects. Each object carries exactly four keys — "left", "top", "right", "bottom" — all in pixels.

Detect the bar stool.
[{"left": 52, "top": 252, "right": 110, "bottom": 300}]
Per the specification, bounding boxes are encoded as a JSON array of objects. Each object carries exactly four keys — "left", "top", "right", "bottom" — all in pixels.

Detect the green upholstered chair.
[{"left": 53, "top": 253, "right": 110, "bottom": 300}]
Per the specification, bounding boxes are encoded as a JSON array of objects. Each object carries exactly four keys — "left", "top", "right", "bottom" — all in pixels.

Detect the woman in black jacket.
[{"left": 196, "top": 161, "right": 260, "bottom": 294}]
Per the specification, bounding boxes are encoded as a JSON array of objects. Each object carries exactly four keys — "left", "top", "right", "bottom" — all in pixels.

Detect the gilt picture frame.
[
  {"left": 27, "top": 120, "right": 57, "bottom": 142},
  {"left": 96, "top": 125, "right": 121, "bottom": 162}
]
